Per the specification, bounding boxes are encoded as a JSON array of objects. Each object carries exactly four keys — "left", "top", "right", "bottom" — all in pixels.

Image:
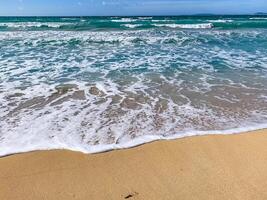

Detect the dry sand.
[{"left": 1, "top": 129, "right": 267, "bottom": 200}]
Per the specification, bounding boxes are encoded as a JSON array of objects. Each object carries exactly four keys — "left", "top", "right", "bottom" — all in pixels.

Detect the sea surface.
[{"left": 0, "top": 16, "right": 267, "bottom": 156}]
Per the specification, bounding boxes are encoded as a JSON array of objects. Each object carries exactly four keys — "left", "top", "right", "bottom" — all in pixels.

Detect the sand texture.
[{"left": 1, "top": 129, "right": 267, "bottom": 200}]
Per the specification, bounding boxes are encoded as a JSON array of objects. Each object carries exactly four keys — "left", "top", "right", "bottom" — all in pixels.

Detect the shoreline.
[
  {"left": 1, "top": 125, "right": 267, "bottom": 157},
  {"left": 1, "top": 129, "right": 267, "bottom": 200}
]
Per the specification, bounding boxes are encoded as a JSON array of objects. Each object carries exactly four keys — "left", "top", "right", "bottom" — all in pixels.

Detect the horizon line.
[{"left": 0, "top": 13, "right": 266, "bottom": 18}]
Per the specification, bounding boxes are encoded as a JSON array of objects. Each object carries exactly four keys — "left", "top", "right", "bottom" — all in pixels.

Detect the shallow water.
[{"left": 0, "top": 16, "right": 267, "bottom": 156}]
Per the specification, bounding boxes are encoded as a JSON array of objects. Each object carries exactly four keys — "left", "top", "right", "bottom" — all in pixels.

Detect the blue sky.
[{"left": 0, "top": 0, "right": 267, "bottom": 16}]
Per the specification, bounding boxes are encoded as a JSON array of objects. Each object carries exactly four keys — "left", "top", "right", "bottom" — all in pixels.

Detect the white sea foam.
[
  {"left": 0, "top": 22, "right": 71, "bottom": 28},
  {"left": 61, "top": 17, "right": 79, "bottom": 21},
  {"left": 111, "top": 18, "right": 138, "bottom": 23},
  {"left": 153, "top": 23, "right": 214, "bottom": 29},
  {"left": 208, "top": 19, "right": 233, "bottom": 23},
  {"left": 0, "top": 122, "right": 267, "bottom": 157},
  {"left": 122, "top": 24, "right": 143, "bottom": 28},
  {"left": 249, "top": 17, "right": 267, "bottom": 20},
  {"left": 138, "top": 17, "right": 153, "bottom": 20},
  {"left": 0, "top": 29, "right": 267, "bottom": 157}
]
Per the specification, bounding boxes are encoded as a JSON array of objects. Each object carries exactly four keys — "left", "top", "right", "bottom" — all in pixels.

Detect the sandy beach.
[
  {"left": 1, "top": 129, "right": 267, "bottom": 200},
  {"left": 1, "top": 16, "right": 267, "bottom": 200}
]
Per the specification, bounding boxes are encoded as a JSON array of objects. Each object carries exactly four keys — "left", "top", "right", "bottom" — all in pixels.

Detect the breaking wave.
[
  {"left": 153, "top": 23, "right": 214, "bottom": 29},
  {"left": 0, "top": 16, "right": 267, "bottom": 157}
]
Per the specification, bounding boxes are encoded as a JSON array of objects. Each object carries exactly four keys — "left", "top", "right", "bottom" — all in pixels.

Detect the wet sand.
[{"left": 1, "top": 129, "right": 267, "bottom": 200}]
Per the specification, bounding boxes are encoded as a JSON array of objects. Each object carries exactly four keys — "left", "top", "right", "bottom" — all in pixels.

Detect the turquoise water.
[
  {"left": 0, "top": 16, "right": 267, "bottom": 156},
  {"left": 1, "top": 16, "right": 267, "bottom": 30}
]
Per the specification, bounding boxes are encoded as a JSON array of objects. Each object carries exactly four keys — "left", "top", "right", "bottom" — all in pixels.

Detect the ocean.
[{"left": 0, "top": 16, "right": 267, "bottom": 156}]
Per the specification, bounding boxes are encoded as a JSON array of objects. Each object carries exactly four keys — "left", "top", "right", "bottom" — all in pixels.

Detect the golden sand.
[{"left": 1, "top": 129, "right": 267, "bottom": 200}]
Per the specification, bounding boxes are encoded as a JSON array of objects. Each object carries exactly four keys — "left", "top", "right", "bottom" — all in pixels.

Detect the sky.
[{"left": 0, "top": 0, "right": 267, "bottom": 16}]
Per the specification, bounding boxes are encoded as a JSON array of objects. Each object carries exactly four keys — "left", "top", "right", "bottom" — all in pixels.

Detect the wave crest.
[{"left": 153, "top": 23, "right": 214, "bottom": 29}]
